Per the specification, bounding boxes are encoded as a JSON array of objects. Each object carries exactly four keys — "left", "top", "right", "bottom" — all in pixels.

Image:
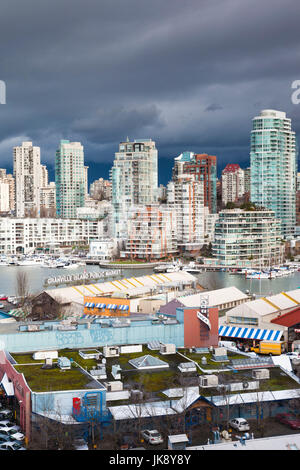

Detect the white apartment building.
[
  {"left": 203, "top": 207, "right": 219, "bottom": 243},
  {"left": 40, "top": 165, "right": 48, "bottom": 188},
  {"left": 88, "top": 239, "right": 117, "bottom": 260},
  {"left": 167, "top": 175, "right": 204, "bottom": 252},
  {"left": 90, "top": 178, "right": 112, "bottom": 201},
  {"left": 0, "top": 170, "right": 15, "bottom": 212},
  {"left": 121, "top": 204, "right": 178, "bottom": 260},
  {"left": 111, "top": 139, "right": 158, "bottom": 239},
  {"left": 221, "top": 164, "right": 245, "bottom": 206},
  {"left": 0, "top": 182, "right": 10, "bottom": 212},
  {"left": 84, "top": 166, "right": 89, "bottom": 200},
  {"left": 13, "top": 141, "right": 42, "bottom": 217},
  {"left": 0, "top": 217, "right": 105, "bottom": 255},
  {"left": 212, "top": 208, "right": 283, "bottom": 266}
]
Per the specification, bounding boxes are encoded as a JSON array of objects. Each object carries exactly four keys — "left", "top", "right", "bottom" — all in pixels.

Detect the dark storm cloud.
[
  {"left": 0, "top": 0, "right": 300, "bottom": 180},
  {"left": 205, "top": 104, "right": 224, "bottom": 112}
]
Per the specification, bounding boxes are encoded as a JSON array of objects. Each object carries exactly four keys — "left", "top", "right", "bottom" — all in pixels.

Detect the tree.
[
  {"left": 29, "top": 401, "right": 80, "bottom": 450},
  {"left": 15, "top": 271, "right": 30, "bottom": 307},
  {"left": 225, "top": 202, "right": 236, "bottom": 209},
  {"left": 40, "top": 206, "right": 56, "bottom": 218},
  {"left": 25, "top": 206, "right": 38, "bottom": 218}
]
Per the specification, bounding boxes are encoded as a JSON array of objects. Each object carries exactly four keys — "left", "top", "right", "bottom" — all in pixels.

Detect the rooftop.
[
  {"left": 188, "top": 433, "right": 300, "bottom": 450},
  {"left": 13, "top": 362, "right": 103, "bottom": 393},
  {"left": 178, "top": 286, "right": 249, "bottom": 308},
  {"left": 44, "top": 271, "right": 197, "bottom": 305},
  {"left": 10, "top": 346, "right": 300, "bottom": 399}
]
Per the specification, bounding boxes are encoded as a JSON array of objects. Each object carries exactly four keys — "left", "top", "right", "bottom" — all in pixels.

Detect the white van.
[{"left": 219, "top": 340, "right": 236, "bottom": 349}]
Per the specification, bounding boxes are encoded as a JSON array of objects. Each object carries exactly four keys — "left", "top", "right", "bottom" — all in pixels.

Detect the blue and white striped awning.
[
  {"left": 218, "top": 325, "right": 283, "bottom": 341},
  {"left": 96, "top": 303, "right": 106, "bottom": 309},
  {"left": 107, "top": 304, "right": 117, "bottom": 309},
  {"left": 84, "top": 302, "right": 95, "bottom": 308},
  {"left": 119, "top": 305, "right": 129, "bottom": 311}
]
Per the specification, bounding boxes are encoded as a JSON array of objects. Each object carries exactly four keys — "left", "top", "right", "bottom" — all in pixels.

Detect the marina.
[{"left": 0, "top": 254, "right": 298, "bottom": 298}]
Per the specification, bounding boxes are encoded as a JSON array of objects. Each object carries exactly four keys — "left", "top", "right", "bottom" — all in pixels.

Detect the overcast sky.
[{"left": 0, "top": 0, "right": 300, "bottom": 183}]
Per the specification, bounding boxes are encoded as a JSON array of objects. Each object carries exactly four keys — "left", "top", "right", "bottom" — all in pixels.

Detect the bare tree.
[
  {"left": 40, "top": 206, "right": 56, "bottom": 218},
  {"left": 29, "top": 402, "right": 79, "bottom": 450},
  {"left": 25, "top": 206, "right": 38, "bottom": 218},
  {"left": 15, "top": 271, "right": 30, "bottom": 307}
]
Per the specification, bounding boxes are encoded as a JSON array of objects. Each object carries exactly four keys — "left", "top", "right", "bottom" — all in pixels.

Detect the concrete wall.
[
  {"left": 31, "top": 388, "right": 106, "bottom": 417},
  {"left": 0, "top": 320, "right": 185, "bottom": 352}
]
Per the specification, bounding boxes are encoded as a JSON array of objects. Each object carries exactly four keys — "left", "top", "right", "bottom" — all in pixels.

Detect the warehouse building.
[
  {"left": 159, "top": 286, "right": 250, "bottom": 317},
  {"left": 218, "top": 289, "right": 300, "bottom": 347},
  {"left": 31, "top": 271, "right": 198, "bottom": 320}
]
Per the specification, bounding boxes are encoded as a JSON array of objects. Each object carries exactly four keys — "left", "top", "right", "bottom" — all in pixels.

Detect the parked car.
[
  {"left": 141, "top": 430, "right": 164, "bottom": 445},
  {"left": 228, "top": 418, "right": 250, "bottom": 432},
  {"left": 0, "top": 433, "right": 11, "bottom": 442},
  {"left": 0, "top": 420, "right": 14, "bottom": 427},
  {"left": 10, "top": 431, "right": 25, "bottom": 441},
  {"left": 275, "top": 413, "right": 300, "bottom": 430},
  {"left": 0, "top": 441, "right": 26, "bottom": 450},
  {"left": 0, "top": 296, "right": 8, "bottom": 301},
  {"left": 74, "top": 438, "right": 89, "bottom": 450},
  {"left": 0, "top": 426, "right": 24, "bottom": 440}
]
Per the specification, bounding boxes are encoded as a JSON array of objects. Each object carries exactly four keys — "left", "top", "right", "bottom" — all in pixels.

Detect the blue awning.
[
  {"left": 219, "top": 325, "right": 283, "bottom": 341},
  {"left": 96, "top": 303, "right": 106, "bottom": 309}
]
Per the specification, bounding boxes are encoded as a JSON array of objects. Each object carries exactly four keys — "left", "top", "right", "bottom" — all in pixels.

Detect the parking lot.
[
  {"left": 0, "top": 400, "right": 26, "bottom": 450},
  {"left": 98, "top": 413, "right": 300, "bottom": 450}
]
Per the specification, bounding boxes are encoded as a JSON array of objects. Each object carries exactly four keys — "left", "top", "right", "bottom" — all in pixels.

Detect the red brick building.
[
  {"left": 271, "top": 306, "right": 300, "bottom": 350},
  {"left": 183, "top": 307, "right": 219, "bottom": 348},
  {"left": 173, "top": 153, "right": 217, "bottom": 213}
]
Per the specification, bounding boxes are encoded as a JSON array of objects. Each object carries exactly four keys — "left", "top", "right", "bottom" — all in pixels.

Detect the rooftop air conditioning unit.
[
  {"left": 199, "top": 374, "right": 219, "bottom": 388},
  {"left": 252, "top": 368, "right": 270, "bottom": 379}
]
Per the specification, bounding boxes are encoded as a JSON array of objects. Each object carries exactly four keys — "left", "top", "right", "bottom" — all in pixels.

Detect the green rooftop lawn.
[
  {"left": 105, "top": 347, "right": 195, "bottom": 392},
  {"left": 180, "top": 350, "right": 246, "bottom": 370},
  {"left": 263, "top": 368, "right": 300, "bottom": 391},
  {"left": 199, "top": 367, "right": 300, "bottom": 397},
  {"left": 128, "top": 369, "right": 179, "bottom": 393},
  {"left": 11, "top": 349, "right": 300, "bottom": 397},
  {"left": 12, "top": 353, "right": 46, "bottom": 365},
  {"left": 14, "top": 364, "right": 94, "bottom": 392}
]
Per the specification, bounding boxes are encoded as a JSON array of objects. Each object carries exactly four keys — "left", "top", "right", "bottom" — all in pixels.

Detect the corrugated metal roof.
[
  {"left": 109, "top": 387, "right": 199, "bottom": 420},
  {"left": 45, "top": 271, "right": 197, "bottom": 305},
  {"left": 188, "top": 434, "right": 300, "bottom": 450},
  {"left": 178, "top": 287, "right": 248, "bottom": 308},
  {"left": 265, "top": 293, "right": 297, "bottom": 310},
  {"left": 206, "top": 388, "right": 300, "bottom": 407},
  {"left": 242, "top": 298, "right": 278, "bottom": 316}
]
